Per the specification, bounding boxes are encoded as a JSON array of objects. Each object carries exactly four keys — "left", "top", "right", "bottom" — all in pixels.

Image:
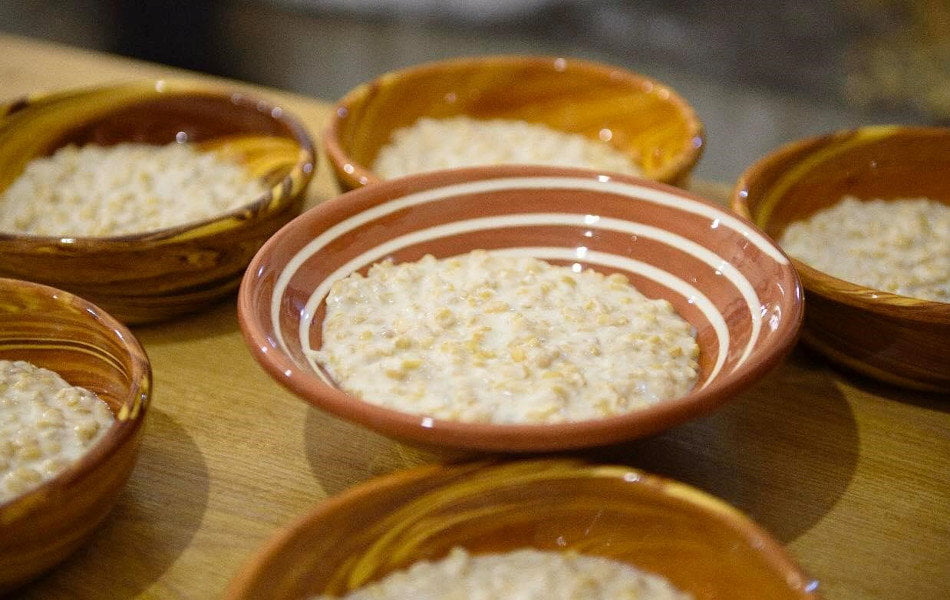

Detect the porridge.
[
  {"left": 779, "top": 196, "right": 949, "bottom": 303},
  {"left": 312, "top": 250, "right": 699, "bottom": 424},
  {"left": 0, "top": 360, "right": 115, "bottom": 503},
  {"left": 0, "top": 142, "right": 269, "bottom": 237},
  {"left": 371, "top": 116, "right": 642, "bottom": 179},
  {"left": 312, "top": 547, "right": 692, "bottom": 600}
]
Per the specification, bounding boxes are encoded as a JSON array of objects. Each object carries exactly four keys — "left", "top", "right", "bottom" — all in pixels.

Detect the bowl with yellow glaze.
[
  {"left": 0, "top": 79, "right": 317, "bottom": 324},
  {"left": 732, "top": 125, "right": 950, "bottom": 392},
  {"left": 223, "top": 459, "right": 820, "bottom": 600},
  {"left": 0, "top": 277, "right": 151, "bottom": 592},
  {"left": 324, "top": 55, "right": 704, "bottom": 189}
]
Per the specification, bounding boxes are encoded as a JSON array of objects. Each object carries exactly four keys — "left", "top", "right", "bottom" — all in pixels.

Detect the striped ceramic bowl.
[{"left": 238, "top": 166, "right": 802, "bottom": 452}]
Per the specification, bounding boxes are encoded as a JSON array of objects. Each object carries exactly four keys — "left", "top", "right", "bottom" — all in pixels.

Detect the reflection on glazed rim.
[{"left": 271, "top": 176, "right": 787, "bottom": 385}]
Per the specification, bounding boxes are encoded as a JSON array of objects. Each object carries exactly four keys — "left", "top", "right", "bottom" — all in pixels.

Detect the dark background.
[{"left": 2, "top": 0, "right": 946, "bottom": 181}]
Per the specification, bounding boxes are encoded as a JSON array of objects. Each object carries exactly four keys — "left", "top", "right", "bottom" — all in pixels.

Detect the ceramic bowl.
[
  {"left": 0, "top": 278, "right": 151, "bottom": 592},
  {"left": 238, "top": 166, "right": 802, "bottom": 452},
  {"left": 732, "top": 125, "right": 950, "bottom": 392},
  {"left": 324, "top": 55, "right": 704, "bottom": 189},
  {"left": 0, "top": 79, "right": 317, "bottom": 324},
  {"left": 223, "top": 459, "right": 820, "bottom": 599}
]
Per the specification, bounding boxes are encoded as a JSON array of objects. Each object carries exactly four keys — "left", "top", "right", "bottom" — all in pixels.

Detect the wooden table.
[{"left": 2, "top": 33, "right": 947, "bottom": 600}]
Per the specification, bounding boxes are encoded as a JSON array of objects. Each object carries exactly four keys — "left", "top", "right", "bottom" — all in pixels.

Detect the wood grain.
[{"left": 1, "top": 33, "right": 947, "bottom": 600}]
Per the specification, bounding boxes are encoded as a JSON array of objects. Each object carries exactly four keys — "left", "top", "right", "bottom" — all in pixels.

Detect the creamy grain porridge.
[
  {"left": 0, "top": 142, "right": 269, "bottom": 237},
  {"left": 312, "top": 250, "right": 699, "bottom": 424},
  {"left": 779, "top": 196, "right": 949, "bottom": 302},
  {"left": 312, "top": 547, "right": 692, "bottom": 600},
  {"left": 0, "top": 360, "right": 114, "bottom": 503},
  {"left": 371, "top": 116, "right": 642, "bottom": 179}
]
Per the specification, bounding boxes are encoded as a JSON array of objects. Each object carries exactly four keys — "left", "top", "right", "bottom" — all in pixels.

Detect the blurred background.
[{"left": 1, "top": 0, "right": 946, "bottom": 182}]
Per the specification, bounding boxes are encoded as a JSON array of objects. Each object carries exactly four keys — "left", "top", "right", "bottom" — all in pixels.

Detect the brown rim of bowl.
[
  {"left": 0, "top": 79, "right": 317, "bottom": 245},
  {"left": 0, "top": 277, "right": 151, "bottom": 514},
  {"left": 239, "top": 167, "right": 803, "bottom": 452},
  {"left": 731, "top": 125, "right": 950, "bottom": 325},
  {"left": 222, "top": 459, "right": 819, "bottom": 600},
  {"left": 322, "top": 54, "right": 705, "bottom": 188}
]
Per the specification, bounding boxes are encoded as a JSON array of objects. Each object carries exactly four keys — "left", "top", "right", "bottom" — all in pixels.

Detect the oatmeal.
[
  {"left": 313, "top": 547, "right": 692, "bottom": 600},
  {"left": 372, "top": 116, "right": 642, "bottom": 179},
  {"left": 0, "top": 360, "right": 115, "bottom": 503},
  {"left": 0, "top": 142, "right": 269, "bottom": 237},
  {"left": 312, "top": 250, "right": 699, "bottom": 424},
  {"left": 779, "top": 196, "right": 949, "bottom": 302}
]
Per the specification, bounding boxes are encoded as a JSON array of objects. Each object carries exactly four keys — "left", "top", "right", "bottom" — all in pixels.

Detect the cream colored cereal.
[
  {"left": 0, "top": 142, "right": 268, "bottom": 237},
  {"left": 779, "top": 196, "right": 949, "bottom": 302},
  {"left": 0, "top": 360, "right": 114, "bottom": 503},
  {"left": 372, "top": 116, "right": 642, "bottom": 178},
  {"left": 312, "top": 547, "right": 692, "bottom": 600},
  {"left": 311, "top": 250, "right": 699, "bottom": 424}
]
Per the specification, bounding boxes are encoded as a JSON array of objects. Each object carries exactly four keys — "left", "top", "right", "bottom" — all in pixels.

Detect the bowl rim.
[
  {"left": 322, "top": 53, "right": 705, "bottom": 189},
  {"left": 0, "top": 277, "right": 152, "bottom": 517},
  {"left": 239, "top": 165, "right": 804, "bottom": 452},
  {"left": 222, "top": 458, "right": 819, "bottom": 600},
  {"left": 0, "top": 78, "right": 318, "bottom": 246},
  {"left": 730, "top": 124, "right": 950, "bottom": 323}
]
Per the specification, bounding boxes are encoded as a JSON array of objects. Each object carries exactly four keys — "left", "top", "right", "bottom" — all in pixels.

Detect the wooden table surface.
[{"left": 1, "top": 33, "right": 947, "bottom": 600}]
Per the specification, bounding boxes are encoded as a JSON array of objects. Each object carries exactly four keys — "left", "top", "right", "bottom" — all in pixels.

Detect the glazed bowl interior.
[
  {"left": 239, "top": 166, "right": 802, "bottom": 452},
  {"left": 324, "top": 55, "right": 704, "bottom": 188},
  {"left": 734, "top": 126, "right": 948, "bottom": 258},
  {"left": 0, "top": 278, "right": 151, "bottom": 592},
  {"left": 0, "top": 79, "right": 317, "bottom": 323},
  {"left": 224, "top": 459, "right": 819, "bottom": 600},
  {"left": 732, "top": 125, "right": 949, "bottom": 391},
  {"left": 0, "top": 80, "right": 312, "bottom": 193}
]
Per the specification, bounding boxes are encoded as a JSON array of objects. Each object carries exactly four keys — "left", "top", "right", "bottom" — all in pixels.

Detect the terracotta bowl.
[
  {"left": 0, "top": 79, "right": 317, "bottom": 324},
  {"left": 223, "top": 459, "right": 820, "bottom": 599},
  {"left": 324, "top": 55, "right": 704, "bottom": 189},
  {"left": 732, "top": 125, "right": 950, "bottom": 392},
  {"left": 238, "top": 166, "right": 802, "bottom": 452},
  {"left": 0, "top": 278, "right": 151, "bottom": 592}
]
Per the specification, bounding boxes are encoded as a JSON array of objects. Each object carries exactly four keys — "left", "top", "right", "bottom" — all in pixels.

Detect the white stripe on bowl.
[
  {"left": 272, "top": 175, "right": 779, "bottom": 355},
  {"left": 298, "top": 243, "right": 730, "bottom": 388},
  {"left": 287, "top": 213, "right": 757, "bottom": 374},
  {"left": 379, "top": 212, "right": 763, "bottom": 364}
]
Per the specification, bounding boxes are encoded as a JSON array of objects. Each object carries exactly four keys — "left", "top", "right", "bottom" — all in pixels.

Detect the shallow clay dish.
[
  {"left": 0, "top": 79, "right": 316, "bottom": 324},
  {"left": 732, "top": 125, "right": 949, "bottom": 392},
  {"left": 324, "top": 55, "right": 704, "bottom": 189},
  {"left": 0, "top": 278, "right": 151, "bottom": 592},
  {"left": 223, "top": 459, "right": 820, "bottom": 599},
  {"left": 239, "top": 166, "right": 802, "bottom": 452}
]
